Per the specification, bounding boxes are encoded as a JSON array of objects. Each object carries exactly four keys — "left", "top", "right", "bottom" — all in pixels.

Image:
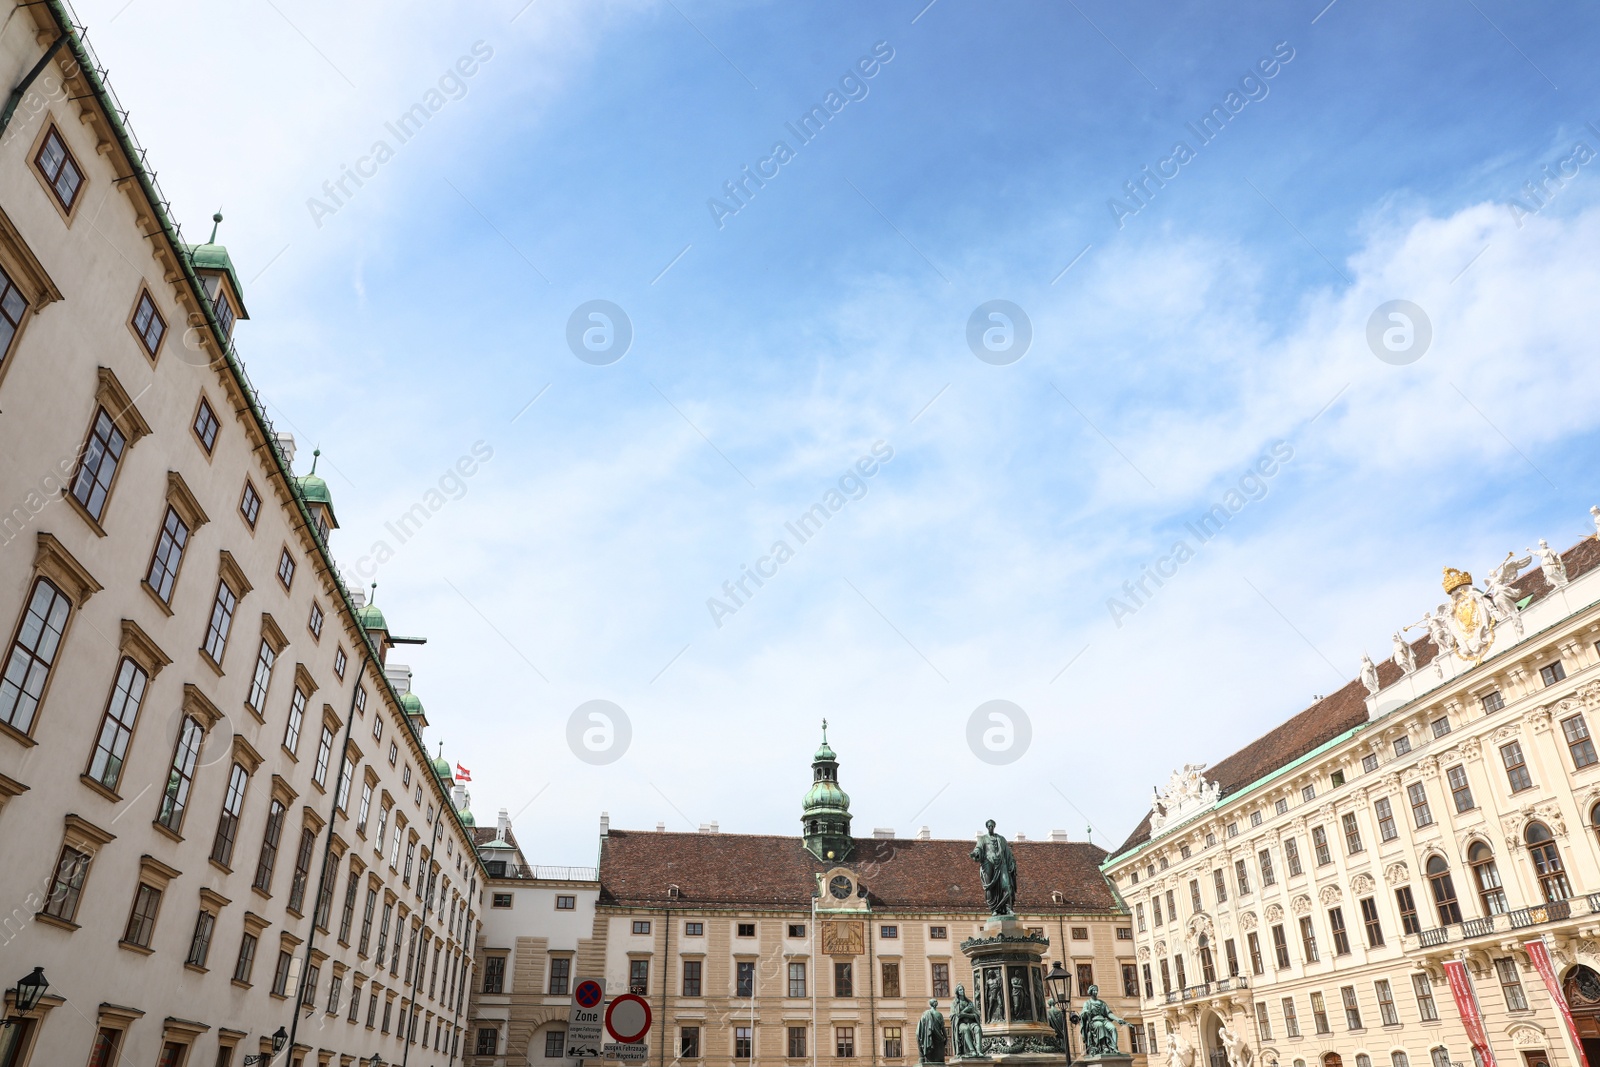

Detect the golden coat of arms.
[{"left": 1442, "top": 566, "right": 1495, "bottom": 664}]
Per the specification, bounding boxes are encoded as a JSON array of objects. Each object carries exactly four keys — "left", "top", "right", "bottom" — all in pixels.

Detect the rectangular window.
[
  {"left": 835, "top": 1027, "right": 854, "bottom": 1058},
  {"left": 210, "top": 762, "right": 249, "bottom": 866},
  {"left": 1412, "top": 973, "right": 1439, "bottom": 1021},
  {"left": 1259, "top": 849, "right": 1276, "bottom": 886},
  {"left": 1310, "top": 991, "right": 1330, "bottom": 1034},
  {"left": 309, "top": 602, "right": 324, "bottom": 639},
  {"left": 1501, "top": 741, "right": 1533, "bottom": 792},
  {"left": 932, "top": 962, "right": 950, "bottom": 998},
  {"left": 881, "top": 961, "right": 900, "bottom": 997},
  {"left": 1303, "top": 784, "right": 1317, "bottom": 802},
  {"left": 734, "top": 1026, "right": 752, "bottom": 1059},
  {"left": 1431, "top": 715, "right": 1452, "bottom": 738},
  {"left": 1447, "top": 764, "right": 1475, "bottom": 811},
  {"left": 1312, "top": 825, "right": 1332, "bottom": 866},
  {"left": 1300, "top": 917, "right": 1319, "bottom": 962},
  {"left": 1375, "top": 797, "right": 1398, "bottom": 841},
  {"left": 1362, "top": 753, "right": 1379, "bottom": 773},
  {"left": 790, "top": 923, "right": 807, "bottom": 937},
  {"left": 787, "top": 1026, "right": 805, "bottom": 1059},
  {"left": 202, "top": 579, "right": 237, "bottom": 663},
  {"left": 71, "top": 408, "right": 127, "bottom": 521},
  {"left": 288, "top": 827, "right": 316, "bottom": 913},
  {"left": 339, "top": 869, "right": 359, "bottom": 943},
  {"left": 483, "top": 955, "right": 507, "bottom": 995},
  {"left": 334, "top": 646, "right": 347, "bottom": 679},
  {"left": 1136, "top": 903, "right": 1146, "bottom": 931},
  {"left": 1152, "top": 895, "right": 1163, "bottom": 926},
  {"left": 1271, "top": 924, "right": 1290, "bottom": 969},
  {"left": 1255, "top": 1002, "right": 1273, "bottom": 1041},
  {"left": 1331, "top": 770, "right": 1345, "bottom": 787},
  {"left": 156, "top": 715, "right": 205, "bottom": 831},
  {"left": 1541, "top": 661, "right": 1566, "bottom": 686},
  {"left": 1496, "top": 958, "right": 1528, "bottom": 1011},
  {"left": 629, "top": 959, "right": 649, "bottom": 995},
  {"left": 233, "top": 932, "right": 258, "bottom": 983},
  {"left": 1190, "top": 879, "right": 1203, "bottom": 913},
  {"left": 357, "top": 782, "right": 373, "bottom": 834},
  {"left": 1281, "top": 997, "right": 1300, "bottom": 1039},
  {"left": 240, "top": 480, "right": 261, "bottom": 527},
  {"left": 188, "top": 909, "right": 216, "bottom": 968},
  {"left": 145, "top": 507, "right": 190, "bottom": 603},
  {"left": 1394, "top": 736, "right": 1411, "bottom": 756},
  {"left": 1213, "top": 868, "right": 1228, "bottom": 903},
  {"left": 1235, "top": 858, "right": 1251, "bottom": 895},
  {"left": 271, "top": 950, "right": 293, "bottom": 997},
  {"left": 1360, "top": 896, "right": 1384, "bottom": 947},
  {"left": 193, "top": 396, "right": 220, "bottom": 452},
  {"left": 1563, "top": 715, "right": 1598, "bottom": 769},
  {"left": 632, "top": 920, "right": 652, "bottom": 934},
  {"left": 683, "top": 1027, "right": 702, "bottom": 1059},
  {"left": 1123, "top": 962, "right": 1140, "bottom": 997},
  {"left": 737, "top": 922, "right": 756, "bottom": 937},
  {"left": 1143, "top": 963, "right": 1154, "bottom": 998},
  {"left": 1329, "top": 908, "right": 1351, "bottom": 956},
  {"left": 35, "top": 126, "right": 85, "bottom": 210},
  {"left": 881, "top": 924, "right": 899, "bottom": 939},
  {"left": 1396, "top": 885, "right": 1421, "bottom": 935},
  {"left": 277, "top": 548, "right": 296, "bottom": 590},
  {"left": 1375, "top": 979, "right": 1398, "bottom": 1026},
  {"left": 247, "top": 639, "right": 276, "bottom": 712},
  {"left": 787, "top": 961, "right": 805, "bottom": 997},
  {"left": 547, "top": 956, "right": 568, "bottom": 994},
  {"left": 1284, "top": 837, "right": 1303, "bottom": 876},
  {"left": 1407, "top": 782, "right": 1434, "bottom": 827},
  {"left": 1275, "top": 798, "right": 1289, "bottom": 815},
  {"left": 1341, "top": 986, "right": 1362, "bottom": 1030},
  {"left": 85, "top": 657, "right": 149, "bottom": 791},
  {"left": 835, "top": 961, "right": 853, "bottom": 997},
  {"left": 1159, "top": 959, "right": 1171, "bottom": 994},
  {"left": 253, "top": 799, "right": 285, "bottom": 891},
  {"left": 285, "top": 687, "right": 307, "bottom": 753},
  {"left": 884, "top": 1025, "right": 903, "bottom": 1059},
  {"left": 1078, "top": 963, "right": 1095, "bottom": 993},
  {"left": 122, "top": 883, "right": 162, "bottom": 947},
  {"left": 1482, "top": 690, "right": 1505, "bottom": 713},
  {"left": 1343, "top": 812, "right": 1364, "bottom": 854},
  {"left": 737, "top": 960, "right": 756, "bottom": 997},
  {"left": 1248, "top": 931, "right": 1264, "bottom": 975},
  {"left": 314, "top": 725, "right": 334, "bottom": 787}
]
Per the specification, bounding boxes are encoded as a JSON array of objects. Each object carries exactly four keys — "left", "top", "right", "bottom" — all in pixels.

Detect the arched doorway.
[
  {"left": 1323, "top": 1054, "right": 1345, "bottom": 1067},
  {"left": 1202, "top": 1012, "right": 1228, "bottom": 1067},
  {"left": 1563, "top": 964, "right": 1600, "bottom": 1067}
]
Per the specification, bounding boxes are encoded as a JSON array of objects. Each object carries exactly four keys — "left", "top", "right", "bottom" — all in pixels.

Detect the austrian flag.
[{"left": 455, "top": 764, "right": 471, "bottom": 782}]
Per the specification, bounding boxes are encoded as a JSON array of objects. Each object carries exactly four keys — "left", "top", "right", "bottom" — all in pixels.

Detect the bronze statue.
[
  {"left": 951, "top": 985, "right": 982, "bottom": 1058},
  {"left": 917, "top": 999, "right": 949, "bottom": 1064},
  {"left": 1009, "top": 971, "right": 1032, "bottom": 1022},
  {"left": 970, "top": 819, "right": 1018, "bottom": 916},
  {"left": 1078, "top": 984, "right": 1126, "bottom": 1057},
  {"left": 1046, "top": 996, "right": 1071, "bottom": 1056},
  {"left": 983, "top": 968, "right": 1005, "bottom": 1023}
]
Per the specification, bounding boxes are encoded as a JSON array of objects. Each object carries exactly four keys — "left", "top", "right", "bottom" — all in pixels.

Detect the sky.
[{"left": 66, "top": 0, "right": 1600, "bottom": 865}]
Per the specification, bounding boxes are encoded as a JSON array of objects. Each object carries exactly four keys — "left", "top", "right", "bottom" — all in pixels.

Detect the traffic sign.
[
  {"left": 567, "top": 978, "right": 606, "bottom": 1059},
  {"left": 605, "top": 993, "right": 652, "bottom": 1043},
  {"left": 605, "top": 1043, "right": 650, "bottom": 1062},
  {"left": 575, "top": 980, "right": 604, "bottom": 1008}
]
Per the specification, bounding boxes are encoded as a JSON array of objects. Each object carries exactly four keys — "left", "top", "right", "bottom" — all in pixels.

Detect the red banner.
[
  {"left": 1526, "top": 937, "right": 1590, "bottom": 1067},
  {"left": 1443, "top": 959, "right": 1497, "bottom": 1067}
]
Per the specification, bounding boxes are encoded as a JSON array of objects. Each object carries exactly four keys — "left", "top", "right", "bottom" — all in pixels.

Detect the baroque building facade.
[
  {"left": 1104, "top": 526, "right": 1600, "bottom": 1067},
  {"left": 0, "top": 3, "right": 484, "bottom": 1065}
]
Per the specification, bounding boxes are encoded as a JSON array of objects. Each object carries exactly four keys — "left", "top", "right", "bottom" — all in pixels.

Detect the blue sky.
[{"left": 78, "top": 0, "right": 1600, "bottom": 862}]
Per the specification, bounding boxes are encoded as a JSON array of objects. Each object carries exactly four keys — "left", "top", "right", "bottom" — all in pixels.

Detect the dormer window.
[{"left": 214, "top": 289, "right": 236, "bottom": 338}]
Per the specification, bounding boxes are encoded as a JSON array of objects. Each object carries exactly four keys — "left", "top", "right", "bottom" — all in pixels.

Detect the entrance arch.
[
  {"left": 1201, "top": 1012, "right": 1228, "bottom": 1067},
  {"left": 1563, "top": 965, "right": 1600, "bottom": 1067},
  {"left": 1323, "top": 1054, "right": 1345, "bottom": 1067}
]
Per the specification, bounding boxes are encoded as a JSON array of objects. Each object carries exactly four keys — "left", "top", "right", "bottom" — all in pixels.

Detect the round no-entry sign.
[
  {"left": 575, "top": 980, "right": 604, "bottom": 1008},
  {"left": 605, "top": 993, "right": 652, "bottom": 1043}
]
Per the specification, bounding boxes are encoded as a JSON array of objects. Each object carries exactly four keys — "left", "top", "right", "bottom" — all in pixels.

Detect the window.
[
  {"left": 1395, "top": 885, "right": 1420, "bottom": 935},
  {"left": 1502, "top": 741, "right": 1534, "bottom": 792},
  {"left": 253, "top": 799, "right": 286, "bottom": 891},
  {"left": 735, "top": 1026, "right": 752, "bottom": 1059},
  {"left": 1430, "top": 715, "right": 1451, "bottom": 738},
  {"left": 1190, "top": 879, "right": 1203, "bottom": 913},
  {"left": 1078, "top": 963, "right": 1096, "bottom": 992},
  {"left": 932, "top": 962, "right": 950, "bottom": 998},
  {"left": 1275, "top": 798, "right": 1289, "bottom": 815},
  {"left": 1228, "top": 822, "right": 1239, "bottom": 837},
  {"left": 1371, "top": 978, "right": 1399, "bottom": 1025},
  {"left": 277, "top": 548, "right": 296, "bottom": 590},
  {"left": 1482, "top": 690, "right": 1505, "bottom": 713},
  {"left": 1362, "top": 753, "right": 1379, "bottom": 773},
  {"left": 339, "top": 870, "right": 359, "bottom": 943},
  {"left": 285, "top": 687, "right": 307, "bottom": 753},
  {"left": 1159, "top": 959, "right": 1171, "bottom": 994},
  {"left": 145, "top": 507, "right": 191, "bottom": 603},
  {"left": 1303, "top": 784, "right": 1316, "bottom": 802},
  {"left": 1343, "top": 812, "right": 1364, "bottom": 854},
  {"left": 477, "top": 1028, "right": 499, "bottom": 1056},
  {"left": 1394, "top": 735, "right": 1412, "bottom": 756},
  {"left": 632, "top": 920, "right": 652, "bottom": 934},
  {"left": 1255, "top": 1002, "right": 1273, "bottom": 1041},
  {"left": 880, "top": 923, "right": 900, "bottom": 939},
  {"left": 1248, "top": 931, "right": 1264, "bottom": 975},
  {"left": 1412, "top": 973, "right": 1439, "bottom": 1021},
  {"left": 1354, "top": 896, "right": 1383, "bottom": 947},
  {"left": 233, "top": 932, "right": 258, "bottom": 983},
  {"left": 789, "top": 923, "right": 807, "bottom": 937},
  {"left": 881, "top": 961, "right": 900, "bottom": 997},
  {"left": 1439, "top": 765, "right": 1475, "bottom": 815},
  {"left": 630, "top": 959, "right": 649, "bottom": 995},
  {"left": 192, "top": 396, "right": 220, "bottom": 453},
  {"left": 1272, "top": 924, "right": 1290, "bottom": 969},
  {"left": 123, "top": 883, "right": 162, "bottom": 947},
  {"left": 39, "top": 842, "right": 90, "bottom": 924},
  {"left": 1407, "top": 783, "right": 1433, "bottom": 827},
  {"left": 357, "top": 782, "right": 373, "bottom": 834},
  {"left": 1130, "top": 1026, "right": 1146, "bottom": 1055},
  {"left": 476, "top": 953, "right": 502, "bottom": 998},
  {"left": 309, "top": 602, "right": 324, "bottom": 639},
  {"left": 287, "top": 826, "right": 317, "bottom": 913},
  {"left": 1426, "top": 856, "right": 1462, "bottom": 925},
  {"left": 0, "top": 264, "right": 26, "bottom": 362},
  {"left": 776, "top": 960, "right": 803, "bottom": 998},
  {"left": 1374, "top": 797, "right": 1397, "bottom": 841},
  {"left": 1429, "top": 1050, "right": 1451, "bottom": 1067},
  {"left": 1394, "top": 1054, "right": 1411, "bottom": 1067},
  {"left": 835, "top": 1026, "right": 855, "bottom": 1058},
  {"left": 85, "top": 658, "right": 149, "bottom": 791},
  {"left": 1338, "top": 985, "right": 1362, "bottom": 1029},
  {"left": 1312, "top": 825, "right": 1331, "bottom": 865},
  {"left": 1564, "top": 715, "right": 1599, "bottom": 768},
  {"left": 334, "top": 646, "right": 347, "bottom": 679},
  {"left": 1527, "top": 822, "right": 1571, "bottom": 900},
  {"left": 71, "top": 408, "right": 128, "bottom": 521},
  {"left": 156, "top": 715, "right": 205, "bottom": 831},
  {"left": 314, "top": 726, "right": 334, "bottom": 787},
  {"left": 1489, "top": 957, "right": 1529, "bottom": 1011},
  {"left": 1118, "top": 926, "right": 1132, "bottom": 940},
  {"left": 553, "top": 953, "right": 572, "bottom": 998},
  {"left": 1235, "top": 858, "right": 1251, "bottom": 895},
  {"left": 0, "top": 577, "right": 71, "bottom": 736},
  {"left": 246, "top": 639, "right": 277, "bottom": 713},
  {"left": 681, "top": 1026, "right": 701, "bottom": 1059},
  {"left": 1467, "top": 842, "right": 1507, "bottom": 915},
  {"left": 884, "top": 1025, "right": 903, "bottom": 1059},
  {"left": 1136, "top": 903, "right": 1146, "bottom": 931},
  {"left": 1214, "top": 868, "right": 1228, "bottom": 903},
  {"left": 1122, "top": 961, "right": 1140, "bottom": 997},
  {"left": 271, "top": 949, "right": 295, "bottom": 998},
  {"left": 737, "top": 961, "right": 756, "bottom": 997},
  {"left": 784, "top": 1026, "right": 805, "bottom": 1058},
  {"left": 35, "top": 126, "right": 85, "bottom": 210},
  {"left": 835, "top": 960, "right": 853, "bottom": 997},
  {"left": 211, "top": 762, "right": 249, "bottom": 865},
  {"left": 551, "top": 895, "right": 575, "bottom": 910},
  {"left": 1310, "top": 991, "right": 1330, "bottom": 1034},
  {"left": 1153, "top": 895, "right": 1163, "bottom": 926},
  {"left": 188, "top": 909, "right": 216, "bottom": 967},
  {"left": 1329, "top": 908, "right": 1350, "bottom": 955},
  {"left": 737, "top": 922, "right": 756, "bottom": 937},
  {"left": 1282, "top": 997, "right": 1300, "bottom": 1038},
  {"left": 1259, "top": 849, "right": 1276, "bottom": 886},
  {"left": 202, "top": 579, "right": 237, "bottom": 663},
  {"left": 1299, "top": 916, "right": 1319, "bottom": 962},
  {"left": 1331, "top": 770, "right": 1346, "bottom": 787},
  {"left": 1541, "top": 661, "right": 1567, "bottom": 686}
]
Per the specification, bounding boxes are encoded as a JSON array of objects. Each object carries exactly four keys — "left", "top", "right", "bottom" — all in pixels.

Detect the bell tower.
[{"left": 801, "top": 720, "right": 853, "bottom": 862}]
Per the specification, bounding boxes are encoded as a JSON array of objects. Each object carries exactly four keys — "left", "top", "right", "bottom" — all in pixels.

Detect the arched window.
[
  {"left": 1357, "top": 1055, "right": 1373, "bottom": 1067},
  {"left": 1526, "top": 823, "right": 1571, "bottom": 901},
  {"left": 1468, "top": 843, "right": 1507, "bottom": 915},
  {"left": 1198, "top": 934, "right": 1216, "bottom": 983},
  {"left": 1429, "top": 1048, "right": 1450, "bottom": 1067},
  {"left": 1590, "top": 802, "right": 1600, "bottom": 842},
  {"left": 1426, "top": 856, "right": 1462, "bottom": 925},
  {"left": 1392, "top": 1053, "right": 1410, "bottom": 1067}
]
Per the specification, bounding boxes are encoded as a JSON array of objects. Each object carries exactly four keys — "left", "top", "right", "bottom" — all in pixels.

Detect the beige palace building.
[
  {"left": 0, "top": 3, "right": 485, "bottom": 1065},
  {"left": 1103, "top": 524, "right": 1600, "bottom": 1067},
  {"left": 460, "top": 732, "right": 1149, "bottom": 1067}
]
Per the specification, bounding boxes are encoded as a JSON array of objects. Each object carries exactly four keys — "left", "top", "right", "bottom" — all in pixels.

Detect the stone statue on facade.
[
  {"left": 1591, "top": 505, "right": 1600, "bottom": 540},
  {"left": 1218, "top": 1022, "right": 1251, "bottom": 1067},
  {"left": 1531, "top": 539, "right": 1569, "bottom": 588},
  {"left": 1484, "top": 551, "right": 1531, "bottom": 635},
  {"left": 1391, "top": 632, "right": 1415, "bottom": 675},
  {"left": 1360, "top": 652, "right": 1380, "bottom": 696},
  {"left": 918, "top": 1000, "right": 949, "bottom": 1064},
  {"left": 1046, "top": 996, "right": 1071, "bottom": 1057},
  {"left": 951, "top": 985, "right": 982, "bottom": 1058},
  {"left": 970, "top": 819, "right": 1018, "bottom": 916},
  {"left": 1077, "top": 985, "right": 1125, "bottom": 1057},
  {"left": 1165, "top": 1026, "right": 1194, "bottom": 1067}
]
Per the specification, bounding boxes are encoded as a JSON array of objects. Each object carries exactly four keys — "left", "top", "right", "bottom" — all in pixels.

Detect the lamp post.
[
  {"left": 2, "top": 968, "right": 47, "bottom": 1026},
  {"left": 1044, "top": 962, "right": 1075, "bottom": 1063},
  {"left": 366, "top": 1055, "right": 388, "bottom": 1067},
  {"left": 242, "top": 1026, "right": 288, "bottom": 1065}
]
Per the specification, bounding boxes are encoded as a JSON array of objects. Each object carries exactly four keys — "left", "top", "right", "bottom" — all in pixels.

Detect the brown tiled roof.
[
  {"left": 598, "top": 829, "right": 1120, "bottom": 914},
  {"left": 1111, "top": 535, "right": 1600, "bottom": 857}
]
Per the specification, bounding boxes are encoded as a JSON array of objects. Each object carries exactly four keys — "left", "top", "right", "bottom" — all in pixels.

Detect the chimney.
[
  {"left": 917, "top": 826, "right": 931, "bottom": 840},
  {"left": 1015, "top": 832, "right": 1027, "bottom": 842},
  {"left": 600, "top": 811, "right": 610, "bottom": 837},
  {"left": 656, "top": 821, "right": 666, "bottom": 832},
  {"left": 496, "top": 807, "right": 510, "bottom": 842},
  {"left": 698, "top": 822, "right": 720, "bottom": 834},
  {"left": 873, "top": 828, "right": 894, "bottom": 839},
  {"left": 349, "top": 587, "right": 366, "bottom": 610},
  {"left": 1048, "top": 829, "right": 1070, "bottom": 842},
  {"left": 274, "top": 431, "right": 297, "bottom": 468},
  {"left": 709, "top": 820, "right": 719, "bottom": 833},
  {"left": 385, "top": 664, "right": 412, "bottom": 695}
]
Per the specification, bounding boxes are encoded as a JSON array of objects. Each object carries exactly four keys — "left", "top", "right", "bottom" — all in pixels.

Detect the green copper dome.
[
  {"left": 459, "top": 807, "right": 476, "bottom": 828},
  {"left": 802, "top": 720, "right": 852, "bottom": 861},
  {"left": 401, "top": 691, "right": 425, "bottom": 718},
  {"left": 432, "top": 754, "right": 451, "bottom": 779},
  {"left": 297, "top": 474, "right": 332, "bottom": 506},
  {"left": 356, "top": 603, "right": 388, "bottom": 633}
]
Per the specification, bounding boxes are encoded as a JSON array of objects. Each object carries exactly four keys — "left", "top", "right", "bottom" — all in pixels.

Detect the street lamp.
[
  {"left": 242, "top": 1026, "right": 288, "bottom": 1065},
  {"left": 366, "top": 1055, "right": 388, "bottom": 1067},
  {"left": 1044, "top": 962, "right": 1072, "bottom": 1007},
  {"left": 3, "top": 968, "right": 48, "bottom": 1027}
]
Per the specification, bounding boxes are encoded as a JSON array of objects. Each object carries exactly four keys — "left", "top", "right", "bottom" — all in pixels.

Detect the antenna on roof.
[{"left": 208, "top": 209, "right": 223, "bottom": 244}]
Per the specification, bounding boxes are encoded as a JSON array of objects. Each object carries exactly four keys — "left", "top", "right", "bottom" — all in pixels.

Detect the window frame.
[
  {"left": 192, "top": 394, "right": 221, "bottom": 455},
  {"left": 32, "top": 121, "right": 86, "bottom": 218}
]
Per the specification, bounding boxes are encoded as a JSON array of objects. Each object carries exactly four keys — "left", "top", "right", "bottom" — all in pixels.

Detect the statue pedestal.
[
  {"left": 958, "top": 915, "right": 1066, "bottom": 1065},
  {"left": 1077, "top": 1056, "right": 1135, "bottom": 1067}
]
